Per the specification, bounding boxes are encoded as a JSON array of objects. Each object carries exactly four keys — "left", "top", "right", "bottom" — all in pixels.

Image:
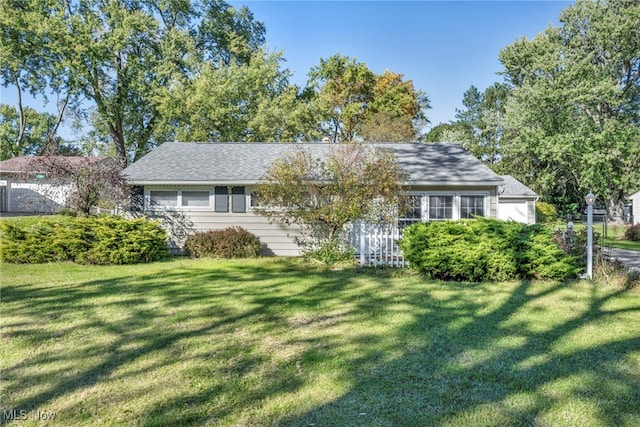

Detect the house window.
[
  {"left": 182, "top": 190, "right": 210, "bottom": 207},
  {"left": 460, "top": 195, "right": 485, "bottom": 218},
  {"left": 214, "top": 186, "right": 229, "bottom": 212},
  {"left": 399, "top": 195, "right": 422, "bottom": 228},
  {"left": 149, "top": 190, "right": 178, "bottom": 208},
  {"left": 231, "top": 186, "right": 246, "bottom": 213},
  {"left": 429, "top": 195, "right": 453, "bottom": 220}
]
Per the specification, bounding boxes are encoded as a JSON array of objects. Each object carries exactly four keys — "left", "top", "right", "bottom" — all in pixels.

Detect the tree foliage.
[
  {"left": 308, "top": 54, "right": 430, "bottom": 142},
  {"left": 498, "top": 0, "right": 640, "bottom": 215},
  {"left": 156, "top": 51, "right": 319, "bottom": 142},
  {"left": 453, "top": 83, "right": 510, "bottom": 165},
  {"left": 0, "top": 0, "right": 267, "bottom": 166},
  {"left": 0, "top": 104, "right": 75, "bottom": 160},
  {"left": 31, "top": 156, "right": 125, "bottom": 216},
  {"left": 254, "top": 144, "right": 405, "bottom": 251},
  {"left": 360, "top": 71, "right": 430, "bottom": 142}
]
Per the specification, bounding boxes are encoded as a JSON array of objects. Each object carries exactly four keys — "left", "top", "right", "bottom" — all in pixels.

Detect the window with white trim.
[
  {"left": 149, "top": 190, "right": 178, "bottom": 208},
  {"left": 181, "top": 190, "right": 210, "bottom": 207},
  {"left": 460, "top": 195, "right": 485, "bottom": 218},
  {"left": 399, "top": 195, "right": 422, "bottom": 228},
  {"left": 147, "top": 189, "right": 211, "bottom": 210},
  {"left": 428, "top": 195, "right": 453, "bottom": 220}
]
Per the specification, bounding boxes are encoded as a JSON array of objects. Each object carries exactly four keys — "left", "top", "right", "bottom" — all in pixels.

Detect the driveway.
[{"left": 606, "top": 248, "right": 640, "bottom": 272}]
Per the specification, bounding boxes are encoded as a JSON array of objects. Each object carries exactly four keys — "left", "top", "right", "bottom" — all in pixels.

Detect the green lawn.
[
  {"left": 2, "top": 258, "right": 639, "bottom": 426},
  {"left": 600, "top": 224, "right": 640, "bottom": 251},
  {"left": 547, "top": 220, "right": 640, "bottom": 252}
]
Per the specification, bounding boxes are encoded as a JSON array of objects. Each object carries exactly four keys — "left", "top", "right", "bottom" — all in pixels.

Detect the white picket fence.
[{"left": 351, "top": 222, "right": 407, "bottom": 267}]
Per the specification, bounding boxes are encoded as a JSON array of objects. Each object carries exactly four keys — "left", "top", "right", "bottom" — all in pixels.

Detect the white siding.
[
  {"left": 7, "top": 181, "right": 71, "bottom": 213},
  {"left": 498, "top": 198, "right": 536, "bottom": 224},
  {"left": 140, "top": 184, "right": 504, "bottom": 256},
  {"left": 189, "top": 212, "right": 303, "bottom": 256},
  {"left": 141, "top": 210, "right": 303, "bottom": 256}
]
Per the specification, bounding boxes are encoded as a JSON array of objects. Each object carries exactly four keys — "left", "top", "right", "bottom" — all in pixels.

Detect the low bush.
[
  {"left": 0, "top": 216, "right": 168, "bottom": 264},
  {"left": 623, "top": 224, "right": 640, "bottom": 241},
  {"left": 536, "top": 202, "right": 558, "bottom": 223},
  {"left": 399, "top": 218, "right": 580, "bottom": 282},
  {"left": 184, "top": 227, "right": 262, "bottom": 258}
]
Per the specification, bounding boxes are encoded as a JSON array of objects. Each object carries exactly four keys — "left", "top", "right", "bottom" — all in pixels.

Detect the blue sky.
[
  {"left": 0, "top": 0, "right": 572, "bottom": 140},
  {"left": 232, "top": 0, "right": 571, "bottom": 127}
]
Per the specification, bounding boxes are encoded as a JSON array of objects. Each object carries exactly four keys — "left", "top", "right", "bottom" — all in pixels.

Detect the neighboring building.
[
  {"left": 630, "top": 190, "right": 640, "bottom": 225},
  {"left": 0, "top": 155, "right": 114, "bottom": 214},
  {"left": 498, "top": 175, "right": 539, "bottom": 225},
  {"left": 123, "top": 141, "right": 538, "bottom": 256}
]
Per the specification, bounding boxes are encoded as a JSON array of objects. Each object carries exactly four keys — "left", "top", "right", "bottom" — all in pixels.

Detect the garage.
[{"left": 498, "top": 175, "right": 538, "bottom": 224}]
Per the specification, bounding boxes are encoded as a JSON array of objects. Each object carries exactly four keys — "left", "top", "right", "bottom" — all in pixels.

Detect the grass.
[
  {"left": 599, "top": 224, "right": 640, "bottom": 252},
  {"left": 1, "top": 258, "right": 640, "bottom": 426}
]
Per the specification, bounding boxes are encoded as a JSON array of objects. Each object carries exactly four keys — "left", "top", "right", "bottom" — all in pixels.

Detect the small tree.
[
  {"left": 32, "top": 156, "right": 125, "bottom": 216},
  {"left": 254, "top": 143, "right": 405, "bottom": 256}
]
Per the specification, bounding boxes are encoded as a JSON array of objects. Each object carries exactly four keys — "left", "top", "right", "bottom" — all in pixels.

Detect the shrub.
[
  {"left": 536, "top": 202, "right": 558, "bottom": 223},
  {"left": 81, "top": 217, "right": 169, "bottom": 264},
  {"left": 623, "top": 224, "right": 640, "bottom": 241},
  {"left": 0, "top": 215, "right": 168, "bottom": 264},
  {"left": 304, "top": 239, "right": 355, "bottom": 265},
  {"left": 184, "top": 227, "right": 261, "bottom": 258},
  {"left": 399, "top": 218, "right": 580, "bottom": 282}
]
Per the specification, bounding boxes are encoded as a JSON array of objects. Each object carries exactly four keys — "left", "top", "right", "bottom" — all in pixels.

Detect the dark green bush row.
[
  {"left": 399, "top": 218, "right": 581, "bottom": 282},
  {"left": 0, "top": 216, "right": 168, "bottom": 264},
  {"left": 624, "top": 224, "right": 640, "bottom": 241},
  {"left": 184, "top": 227, "right": 262, "bottom": 258}
]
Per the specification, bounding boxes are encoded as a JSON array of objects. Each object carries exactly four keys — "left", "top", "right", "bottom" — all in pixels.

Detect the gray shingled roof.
[
  {"left": 123, "top": 141, "right": 504, "bottom": 186},
  {"left": 500, "top": 175, "right": 538, "bottom": 197}
]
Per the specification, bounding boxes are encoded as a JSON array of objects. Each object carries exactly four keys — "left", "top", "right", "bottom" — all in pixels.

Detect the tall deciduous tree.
[
  {"left": 0, "top": 0, "right": 267, "bottom": 167},
  {"left": 360, "top": 71, "right": 430, "bottom": 142},
  {"left": 498, "top": 0, "right": 640, "bottom": 216},
  {"left": 307, "top": 54, "right": 376, "bottom": 142},
  {"left": 307, "top": 55, "right": 430, "bottom": 142},
  {"left": 156, "top": 51, "right": 319, "bottom": 142}
]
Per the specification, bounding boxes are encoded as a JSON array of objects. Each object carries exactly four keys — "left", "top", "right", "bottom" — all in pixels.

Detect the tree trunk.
[
  {"left": 14, "top": 74, "right": 26, "bottom": 153},
  {"left": 607, "top": 192, "right": 626, "bottom": 224},
  {"left": 109, "top": 123, "right": 128, "bottom": 168}
]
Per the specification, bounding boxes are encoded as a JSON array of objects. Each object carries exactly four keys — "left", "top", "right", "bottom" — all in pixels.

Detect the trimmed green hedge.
[
  {"left": 0, "top": 216, "right": 168, "bottom": 264},
  {"left": 399, "top": 218, "right": 580, "bottom": 282},
  {"left": 184, "top": 227, "right": 262, "bottom": 258}
]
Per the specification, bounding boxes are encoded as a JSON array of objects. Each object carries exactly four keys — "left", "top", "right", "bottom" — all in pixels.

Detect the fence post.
[{"left": 360, "top": 222, "right": 365, "bottom": 266}]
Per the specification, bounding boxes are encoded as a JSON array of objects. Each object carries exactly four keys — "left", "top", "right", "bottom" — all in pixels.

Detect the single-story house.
[
  {"left": 629, "top": 190, "right": 640, "bottom": 225},
  {"left": 0, "top": 155, "right": 114, "bottom": 213},
  {"left": 498, "top": 175, "right": 538, "bottom": 224},
  {"left": 123, "top": 141, "right": 538, "bottom": 256}
]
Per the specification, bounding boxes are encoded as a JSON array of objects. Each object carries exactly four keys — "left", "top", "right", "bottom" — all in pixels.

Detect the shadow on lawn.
[
  {"left": 291, "top": 279, "right": 640, "bottom": 426},
  {"left": 2, "top": 260, "right": 640, "bottom": 425}
]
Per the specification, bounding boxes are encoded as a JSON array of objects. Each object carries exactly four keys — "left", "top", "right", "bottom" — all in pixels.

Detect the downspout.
[{"left": 6, "top": 177, "right": 11, "bottom": 212}]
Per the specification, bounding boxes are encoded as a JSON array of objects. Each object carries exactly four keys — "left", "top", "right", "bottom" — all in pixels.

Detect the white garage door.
[{"left": 499, "top": 201, "right": 528, "bottom": 223}]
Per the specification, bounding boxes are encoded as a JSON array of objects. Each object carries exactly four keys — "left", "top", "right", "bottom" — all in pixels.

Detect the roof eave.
[
  {"left": 126, "top": 180, "right": 260, "bottom": 186},
  {"left": 127, "top": 179, "right": 505, "bottom": 187}
]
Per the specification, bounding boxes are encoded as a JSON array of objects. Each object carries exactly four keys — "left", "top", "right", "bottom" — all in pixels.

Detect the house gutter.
[{"left": 126, "top": 180, "right": 506, "bottom": 187}]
